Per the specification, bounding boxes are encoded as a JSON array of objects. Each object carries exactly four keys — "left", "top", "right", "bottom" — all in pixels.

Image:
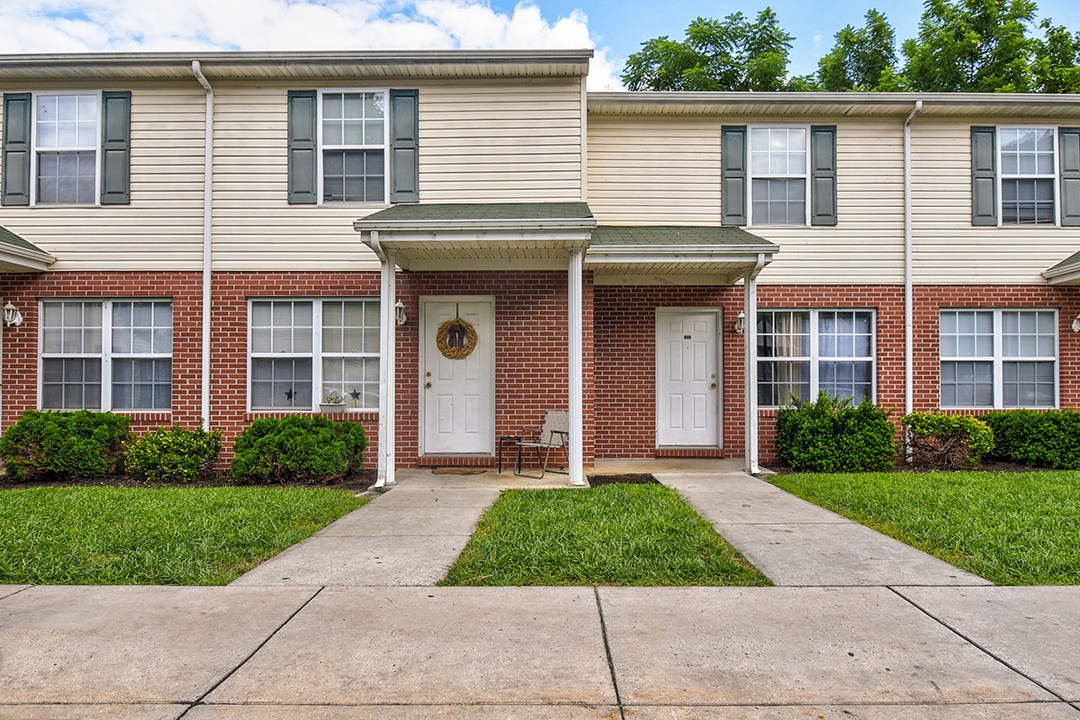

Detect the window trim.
[
  {"left": 37, "top": 298, "right": 172, "bottom": 412},
  {"left": 246, "top": 297, "right": 381, "bottom": 413},
  {"left": 315, "top": 88, "right": 390, "bottom": 207},
  {"left": 997, "top": 124, "right": 1060, "bottom": 228},
  {"left": 29, "top": 90, "right": 103, "bottom": 208},
  {"left": 939, "top": 308, "right": 1059, "bottom": 410},
  {"left": 746, "top": 123, "right": 811, "bottom": 228},
  {"left": 756, "top": 308, "right": 877, "bottom": 408}
]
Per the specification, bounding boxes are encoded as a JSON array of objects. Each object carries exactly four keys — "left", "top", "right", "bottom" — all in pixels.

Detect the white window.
[
  {"left": 319, "top": 91, "right": 387, "bottom": 204},
  {"left": 749, "top": 126, "right": 808, "bottom": 226},
  {"left": 33, "top": 92, "right": 99, "bottom": 205},
  {"left": 999, "top": 126, "right": 1057, "bottom": 225},
  {"left": 940, "top": 309, "right": 1057, "bottom": 408},
  {"left": 757, "top": 309, "right": 874, "bottom": 407},
  {"left": 249, "top": 299, "right": 380, "bottom": 411},
  {"left": 40, "top": 300, "right": 172, "bottom": 411}
]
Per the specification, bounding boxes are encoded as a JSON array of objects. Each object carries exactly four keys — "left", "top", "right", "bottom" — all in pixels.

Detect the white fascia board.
[
  {"left": 1042, "top": 265, "right": 1080, "bottom": 284},
  {"left": 0, "top": 247, "right": 55, "bottom": 272},
  {"left": 353, "top": 218, "right": 597, "bottom": 233}
]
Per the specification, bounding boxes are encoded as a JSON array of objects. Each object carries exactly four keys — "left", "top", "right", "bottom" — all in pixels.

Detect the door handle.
[
  {"left": 710, "top": 383, "right": 717, "bottom": 389},
  {"left": 425, "top": 382, "right": 432, "bottom": 388}
]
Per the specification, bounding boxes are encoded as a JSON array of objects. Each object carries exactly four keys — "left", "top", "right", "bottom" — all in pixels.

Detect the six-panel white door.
[
  {"left": 656, "top": 310, "right": 719, "bottom": 446},
  {"left": 421, "top": 299, "right": 495, "bottom": 455}
]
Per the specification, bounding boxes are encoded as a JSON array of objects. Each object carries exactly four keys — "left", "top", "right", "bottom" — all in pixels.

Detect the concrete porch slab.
[
  {"left": 714, "top": 522, "right": 990, "bottom": 586},
  {"left": 624, "top": 703, "right": 1080, "bottom": 719},
  {"left": 0, "top": 586, "right": 316, "bottom": 704},
  {"left": 186, "top": 705, "right": 621, "bottom": 719},
  {"left": 368, "top": 487, "right": 501, "bottom": 508},
  {"left": 663, "top": 475, "right": 848, "bottom": 525},
  {"left": 0, "top": 585, "right": 28, "bottom": 602},
  {"left": 205, "top": 587, "right": 616, "bottom": 706},
  {"left": 598, "top": 587, "right": 1054, "bottom": 707},
  {"left": 318, "top": 506, "right": 484, "bottom": 537},
  {"left": 229, "top": 534, "right": 469, "bottom": 586},
  {"left": 0, "top": 705, "right": 189, "bottom": 720},
  {"left": 896, "top": 586, "right": 1080, "bottom": 702}
]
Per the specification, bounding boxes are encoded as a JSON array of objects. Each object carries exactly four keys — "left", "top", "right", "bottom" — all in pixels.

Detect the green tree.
[
  {"left": 901, "top": 0, "right": 1038, "bottom": 92},
  {"left": 622, "top": 8, "right": 798, "bottom": 91},
  {"left": 817, "top": 9, "right": 898, "bottom": 91},
  {"left": 1032, "top": 19, "right": 1080, "bottom": 92}
]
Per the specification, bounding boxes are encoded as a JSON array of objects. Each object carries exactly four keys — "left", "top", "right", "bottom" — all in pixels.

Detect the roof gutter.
[
  {"left": 904, "top": 99, "right": 923, "bottom": 423},
  {"left": 192, "top": 60, "right": 213, "bottom": 432}
]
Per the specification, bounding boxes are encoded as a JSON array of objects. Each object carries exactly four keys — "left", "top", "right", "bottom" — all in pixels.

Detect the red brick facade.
[{"left": 2, "top": 272, "right": 1078, "bottom": 470}]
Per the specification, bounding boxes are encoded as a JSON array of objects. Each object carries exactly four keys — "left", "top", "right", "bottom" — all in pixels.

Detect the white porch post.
[
  {"left": 744, "top": 267, "right": 760, "bottom": 476},
  {"left": 375, "top": 242, "right": 397, "bottom": 488},
  {"left": 567, "top": 248, "right": 586, "bottom": 486}
]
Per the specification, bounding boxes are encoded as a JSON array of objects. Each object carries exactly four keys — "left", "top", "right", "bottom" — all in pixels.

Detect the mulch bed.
[
  {"left": 0, "top": 469, "right": 377, "bottom": 491},
  {"left": 587, "top": 473, "right": 659, "bottom": 487}
]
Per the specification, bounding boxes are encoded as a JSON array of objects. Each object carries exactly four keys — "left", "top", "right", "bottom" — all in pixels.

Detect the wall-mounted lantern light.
[
  {"left": 394, "top": 300, "right": 407, "bottom": 327},
  {"left": 3, "top": 302, "right": 23, "bottom": 328},
  {"left": 733, "top": 311, "right": 746, "bottom": 334}
]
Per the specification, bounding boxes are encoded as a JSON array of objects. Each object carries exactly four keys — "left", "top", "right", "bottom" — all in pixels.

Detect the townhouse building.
[{"left": 0, "top": 50, "right": 1077, "bottom": 484}]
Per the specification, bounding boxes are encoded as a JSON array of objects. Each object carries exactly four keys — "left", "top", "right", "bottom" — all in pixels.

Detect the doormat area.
[
  {"left": 587, "top": 473, "right": 659, "bottom": 487},
  {"left": 430, "top": 467, "right": 487, "bottom": 476}
]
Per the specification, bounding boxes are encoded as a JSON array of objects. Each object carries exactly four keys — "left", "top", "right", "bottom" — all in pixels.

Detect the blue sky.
[{"left": 3, "top": 0, "right": 1080, "bottom": 89}]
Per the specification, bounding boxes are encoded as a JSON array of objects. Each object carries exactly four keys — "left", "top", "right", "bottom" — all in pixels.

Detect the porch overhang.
[
  {"left": 586, "top": 225, "right": 778, "bottom": 284},
  {"left": 1043, "top": 250, "right": 1080, "bottom": 285},
  {"left": 354, "top": 202, "right": 596, "bottom": 270},
  {"left": 0, "top": 226, "right": 55, "bottom": 272}
]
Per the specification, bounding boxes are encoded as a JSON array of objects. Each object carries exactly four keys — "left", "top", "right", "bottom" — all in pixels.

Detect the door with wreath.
[{"left": 420, "top": 297, "right": 495, "bottom": 455}]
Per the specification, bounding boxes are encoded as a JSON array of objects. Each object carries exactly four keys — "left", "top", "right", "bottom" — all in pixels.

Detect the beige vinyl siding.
[
  {"left": 912, "top": 118, "right": 1080, "bottom": 284},
  {"left": 211, "top": 78, "right": 583, "bottom": 270},
  {"left": 0, "top": 85, "right": 205, "bottom": 271},
  {"left": 587, "top": 115, "right": 905, "bottom": 284}
]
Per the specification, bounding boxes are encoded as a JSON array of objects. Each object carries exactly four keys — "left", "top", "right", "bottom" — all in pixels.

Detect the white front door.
[
  {"left": 421, "top": 298, "right": 495, "bottom": 455},
  {"left": 656, "top": 310, "right": 720, "bottom": 447}
]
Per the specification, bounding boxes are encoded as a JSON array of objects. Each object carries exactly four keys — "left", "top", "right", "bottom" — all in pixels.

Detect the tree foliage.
[{"left": 623, "top": 1, "right": 1080, "bottom": 94}]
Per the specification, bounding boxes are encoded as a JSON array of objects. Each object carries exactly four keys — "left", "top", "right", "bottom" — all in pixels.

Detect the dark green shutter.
[
  {"left": 971, "top": 126, "right": 998, "bottom": 226},
  {"left": 389, "top": 89, "right": 419, "bottom": 204},
  {"left": 287, "top": 90, "right": 317, "bottom": 204},
  {"left": 100, "top": 91, "right": 131, "bottom": 204},
  {"left": 2, "top": 93, "right": 32, "bottom": 206},
  {"left": 1059, "top": 127, "right": 1080, "bottom": 226},
  {"left": 810, "top": 125, "right": 837, "bottom": 226},
  {"left": 721, "top": 125, "right": 747, "bottom": 226}
]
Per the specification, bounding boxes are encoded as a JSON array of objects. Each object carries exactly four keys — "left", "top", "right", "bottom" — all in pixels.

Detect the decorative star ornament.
[
  {"left": 285, "top": 389, "right": 295, "bottom": 401},
  {"left": 349, "top": 389, "right": 362, "bottom": 400}
]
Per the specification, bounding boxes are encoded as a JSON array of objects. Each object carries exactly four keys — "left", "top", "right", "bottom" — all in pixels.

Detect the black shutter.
[
  {"left": 2, "top": 93, "right": 32, "bottom": 206},
  {"left": 810, "top": 125, "right": 837, "bottom": 226},
  {"left": 971, "top": 126, "right": 998, "bottom": 226},
  {"left": 287, "top": 90, "right": 318, "bottom": 204},
  {"left": 100, "top": 91, "right": 131, "bottom": 204},
  {"left": 721, "top": 125, "right": 747, "bottom": 226},
  {"left": 389, "top": 89, "right": 419, "bottom": 204},
  {"left": 1059, "top": 127, "right": 1080, "bottom": 226}
]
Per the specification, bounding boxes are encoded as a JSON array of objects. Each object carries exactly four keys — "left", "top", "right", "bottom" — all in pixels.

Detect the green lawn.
[
  {"left": 441, "top": 483, "right": 770, "bottom": 587},
  {"left": 770, "top": 471, "right": 1080, "bottom": 585},
  {"left": 0, "top": 486, "right": 366, "bottom": 585}
]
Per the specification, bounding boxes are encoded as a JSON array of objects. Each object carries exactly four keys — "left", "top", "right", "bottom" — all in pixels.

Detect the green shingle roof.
[
  {"left": 0, "top": 225, "right": 50, "bottom": 255},
  {"left": 591, "top": 225, "right": 776, "bottom": 248},
  {"left": 1046, "top": 249, "right": 1080, "bottom": 274},
  {"left": 359, "top": 202, "right": 593, "bottom": 222}
]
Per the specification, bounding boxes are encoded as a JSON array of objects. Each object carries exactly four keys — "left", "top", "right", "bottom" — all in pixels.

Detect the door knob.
[
  {"left": 710, "top": 383, "right": 717, "bottom": 389},
  {"left": 425, "top": 382, "right": 432, "bottom": 388}
]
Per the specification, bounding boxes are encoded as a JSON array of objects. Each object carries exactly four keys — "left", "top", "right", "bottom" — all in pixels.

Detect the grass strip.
[
  {"left": 0, "top": 486, "right": 366, "bottom": 585},
  {"left": 441, "top": 483, "right": 770, "bottom": 586},
  {"left": 770, "top": 471, "right": 1080, "bottom": 586}
]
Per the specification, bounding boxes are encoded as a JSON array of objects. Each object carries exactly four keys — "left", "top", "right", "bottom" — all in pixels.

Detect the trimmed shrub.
[
  {"left": 0, "top": 410, "right": 130, "bottom": 482},
  {"left": 125, "top": 425, "right": 223, "bottom": 484},
  {"left": 902, "top": 412, "right": 994, "bottom": 470},
  {"left": 983, "top": 409, "right": 1080, "bottom": 469},
  {"left": 776, "top": 393, "right": 899, "bottom": 472},
  {"left": 230, "top": 415, "right": 367, "bottom": 484}
]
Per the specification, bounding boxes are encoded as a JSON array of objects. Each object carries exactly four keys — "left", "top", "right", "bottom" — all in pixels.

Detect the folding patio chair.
[{"left": 514, "top": 410, "right": 570, "bottom": 478}]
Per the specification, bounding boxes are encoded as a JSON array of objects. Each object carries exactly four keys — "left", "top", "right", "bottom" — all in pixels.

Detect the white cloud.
[{"left": 0, "top": 0, "right": 621, "bottom": 88}]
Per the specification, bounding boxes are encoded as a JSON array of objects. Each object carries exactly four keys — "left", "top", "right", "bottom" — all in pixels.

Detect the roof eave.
[
  {"left": 1042, "top": 266, "right": 1080, "bottom": 284},
  {"left": 354, "top": 217, "right": 598, "bottom": 233}
]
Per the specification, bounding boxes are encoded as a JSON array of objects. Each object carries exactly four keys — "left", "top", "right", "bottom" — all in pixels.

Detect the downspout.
[
  {"left": 744, "top": 253, "right": 766, "bottom": 476},
  {"left": 904, "top": 100, "right": 923, "bottom": 428},
  {"left": 192, "top": 60, "right": 213, "bottom": 432}
]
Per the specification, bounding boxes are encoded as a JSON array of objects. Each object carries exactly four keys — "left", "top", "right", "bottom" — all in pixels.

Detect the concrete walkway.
[{"left": 2, "top": 463, "right": 1079, "bottom": 718}]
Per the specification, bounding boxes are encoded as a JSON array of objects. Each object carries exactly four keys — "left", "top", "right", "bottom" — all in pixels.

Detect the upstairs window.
[
  {"left": 999, "top": 127, "right": 1056, "bottom": 225},
  {"left": 34, "top": 93, "right": 98, "bottom": 205},
  {"left": 750, "top": 126, "right": 808, "bottom": 226},
  {"left": 319, "top": 91, "right": 386, "bottom": 204}
]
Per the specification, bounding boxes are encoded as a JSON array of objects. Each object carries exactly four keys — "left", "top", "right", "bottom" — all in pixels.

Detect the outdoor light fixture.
[
  {"left": 3, "top": 302, "right": 23, "bottom": 328},
  {"left": 1073, "top": 314, "right": 1080, "bottom": 333},
  {"left": 733, "top": 311, "right": 746, "bottom": 334},
  {"left": 395, "top": 300, "right": 407, "bottom": 327}
]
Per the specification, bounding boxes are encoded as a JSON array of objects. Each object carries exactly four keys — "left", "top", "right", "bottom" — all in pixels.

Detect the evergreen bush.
[
  {"left": 902, "top": 412, "right": 993, "bottom": 470},
  {"left": 125, "top": 425, "right": 222, "bottom": 483},
  {"left": 0, "top": 410, "right": 130, "bottom": 482},
  {"left": 983, "top": 409, "right": 1080, "bottom": 469},
  {"left": 776, "top": 393, "right": 899, "bottom": 472},
  {"left": 230, "top": 415, "right": 367, "bottom": 484}
]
